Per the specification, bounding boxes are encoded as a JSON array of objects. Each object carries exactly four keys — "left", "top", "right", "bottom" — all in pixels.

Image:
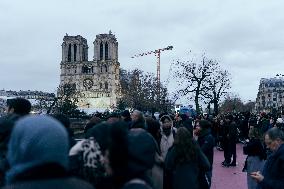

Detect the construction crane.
[{"left": 131, "top": 45, "right": 173, "bottom": 97}]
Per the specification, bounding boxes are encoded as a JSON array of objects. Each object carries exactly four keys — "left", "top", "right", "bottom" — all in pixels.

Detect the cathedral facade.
[{"left": 59, "top": 32, "right": 120, "bottom": 111}]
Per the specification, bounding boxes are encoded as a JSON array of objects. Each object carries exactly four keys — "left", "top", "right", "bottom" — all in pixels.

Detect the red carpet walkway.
[{"left": 211, "top": 144, "right": 247, "bottom": 189}]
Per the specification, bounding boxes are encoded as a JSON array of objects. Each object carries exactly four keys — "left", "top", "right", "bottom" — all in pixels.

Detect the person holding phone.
[{"left": 250, "top": 127, "right": 284, "bottom": 189}]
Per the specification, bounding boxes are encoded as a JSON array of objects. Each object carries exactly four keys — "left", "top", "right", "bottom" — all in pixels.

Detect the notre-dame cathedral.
[{"left": 59, "top": 31, "right": 120, "bottom": 111}]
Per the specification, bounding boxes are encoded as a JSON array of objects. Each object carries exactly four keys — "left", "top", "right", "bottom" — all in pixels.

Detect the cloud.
[{"left": 1, "top": 0, "right": 284, "bottom": 102}]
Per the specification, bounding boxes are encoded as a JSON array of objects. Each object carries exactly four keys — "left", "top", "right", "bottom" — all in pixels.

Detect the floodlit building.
[{"left": 59, "top": 31, "right": 120, "bottom": 111}]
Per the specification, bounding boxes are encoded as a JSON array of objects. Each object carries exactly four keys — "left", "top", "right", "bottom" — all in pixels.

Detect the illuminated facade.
[{"left": 59, "top": 32, "right": 120, "bottom": 110}]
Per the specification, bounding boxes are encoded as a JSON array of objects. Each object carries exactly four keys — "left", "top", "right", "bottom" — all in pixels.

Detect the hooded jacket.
[
  {"left": 4, "top": 115, "right": 93, "bottom": 189},
  {"left": 197, "top": 129, "right": 215, "bottom": 168}
]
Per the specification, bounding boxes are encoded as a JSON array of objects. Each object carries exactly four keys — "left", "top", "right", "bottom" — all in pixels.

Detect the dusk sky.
[{"left": 1, "top": 0, "right": 284, "bottom": 103}]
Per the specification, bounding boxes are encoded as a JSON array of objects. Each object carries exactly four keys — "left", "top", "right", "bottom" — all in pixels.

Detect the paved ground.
[{"left": 211, "top": 144, "right": 247, "bottom": 189}]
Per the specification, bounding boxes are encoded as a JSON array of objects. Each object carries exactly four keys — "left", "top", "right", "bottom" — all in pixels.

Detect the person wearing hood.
[
  {"left": 3, "top": 115, "right": 94, "bottom": 189},
  {"left": 194, "top": 119, "right": 215, "bottom": 187},
  {"left": 251, "top": 127, "right": 284, "bottom": 189},
  {"left": 160, "top": 115, "right": 176, "bottom": 160}
]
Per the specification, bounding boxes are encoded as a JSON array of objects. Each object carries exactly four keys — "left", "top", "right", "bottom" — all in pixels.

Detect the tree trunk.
[
  {"left": 195, "top": 92, "right": 200, "bottom": 114},
  {"left": 214, "top": 100, "right": 219, "bottom": 115}
]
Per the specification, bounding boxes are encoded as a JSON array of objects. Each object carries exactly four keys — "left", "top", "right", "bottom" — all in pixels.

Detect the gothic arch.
[
  {"left": 68, "top": 44, "right": 71, "bottom": 62},
  {"left": 105, "top": 43, "right": 108, "bottom": 60},
  {"left": 100, "top": 42, "right": 103, "bottom": 60},
  {"left": 74, "top": 44, "right": 77, "bottom": 61}
]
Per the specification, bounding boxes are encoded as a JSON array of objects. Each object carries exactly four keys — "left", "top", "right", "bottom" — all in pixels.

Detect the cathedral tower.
[
  {"left": 62, "top": 35, "right": 88, "bottom": 63},
  {"left": 59, "top": 32, "right": 120, "bottom": 112},
  {"left": 93, "top": 31, "right": 118, "bottom": 61}
]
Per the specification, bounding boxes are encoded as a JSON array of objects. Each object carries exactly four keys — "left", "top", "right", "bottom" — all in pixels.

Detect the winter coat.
[
  {"left": 2, "top": 164, "right": 94, "bottom": 189},
  {"left": 120, "top": 129, "right": 158, "bottom": 189},
  {"left": 160, "top": 128, "right": 176, "bottom": 160},
  {"left": 246, "top": 156, "right": 265, "bottom": 189},
  {"left": 164, "top": 145, "right": 210, "bottom": 189},
  {"left": 257, "top": 144, "right": 284, "bottom": 189},
  {"left": 243, "top": 139, "right": 266, "bottom": 160},
  {"left": 243, "top": 138, "right": 266, "bottom": 189},
  {"left": 228, "top": 121, "right": 238, "bottom": 142},
  {"left": 5, "top": 115, "right": 69, "bottom": 184},
  {"left": 197, "top": 129, "right": 215, "bottom": 168},
  {"left": 0, "top": 114, "right": 20, "bottom": 186},
  {"left": 2, "top": 177, "right": 94, "bottom": 189},
  {"left": 150, "top": 153, "right": 163, "bottom": 189},
  {"left": 258, "top": 118, "right": 270, "bottom": 134},
  {"left": 3, "top": 115, "right": 94, "bottom": 189}
]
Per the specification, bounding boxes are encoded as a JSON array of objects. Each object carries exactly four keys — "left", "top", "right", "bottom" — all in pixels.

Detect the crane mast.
[{"left": 131, "top": 45, "right": 173, "bottom": 98}]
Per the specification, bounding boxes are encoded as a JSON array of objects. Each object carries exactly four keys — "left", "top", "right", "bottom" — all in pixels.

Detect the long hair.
[{"left": 174, "top": 127, "right": 198, "bottom": 164}]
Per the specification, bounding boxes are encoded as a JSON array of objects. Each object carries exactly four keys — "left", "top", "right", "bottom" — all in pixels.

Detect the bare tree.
[
  {"left": 202, "top": 67, "right": 231, "bottom": 115},
  {"left": 172, "top": 54, "right": 218, "bottom": 113}
]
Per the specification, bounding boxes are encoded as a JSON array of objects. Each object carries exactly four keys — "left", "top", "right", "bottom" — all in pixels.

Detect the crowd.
[{"left": 0, "top": 98, "right": 284, "bottom": 189}]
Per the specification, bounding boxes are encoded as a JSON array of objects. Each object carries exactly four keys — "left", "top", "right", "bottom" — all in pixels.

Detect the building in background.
[
  {"left": 255, "top": 77, "right": 284, "bottom": 113},
  {"left": 59, "top": 31, "right": 120, "bottom": 112},
  {"left": 0, "top": 90, "right": 55, "bottom": 115}
]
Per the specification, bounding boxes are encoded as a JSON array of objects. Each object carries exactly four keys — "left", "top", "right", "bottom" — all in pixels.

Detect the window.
[
  {"left": 105, "top": 82, "right": 108, "bottom": 89},
  {"left": 82, "top": 66, "right": 87, "bottom": 73},
  {"left": 74, "top": 44, "right": 77, "bottom": 61},
  {"left": 68, "top": 44, "right": 71, "bottom": 62},
  {"left": 100, "top": 83, "right": 102, "bottom": 89},
  {"left": 105, "top": 43, "right": 108, "bottom": 60},
  {"left": 100, "top": 66, "right": 103, "bottom": 73},
  {"left": 105, "top": 65, "right": 108, "bottom": 72},
  {"left": 82, "top": 47, "right": 86, "bottom": 61},
  {"left": 100, "top": 42, "right": 103, "bottom": 60},
  {"left": 261, "top": 96, "right": 265, "bottom": 100},
  {"left": 268, "top": 94, "right": 271, "bottom": 98}
]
